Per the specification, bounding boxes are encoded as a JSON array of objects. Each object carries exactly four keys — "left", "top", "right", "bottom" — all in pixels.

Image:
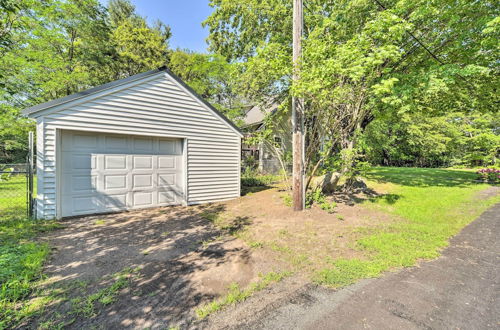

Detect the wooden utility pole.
[{"left": 292, "top": 0, "right": 304, "bottom": 211}]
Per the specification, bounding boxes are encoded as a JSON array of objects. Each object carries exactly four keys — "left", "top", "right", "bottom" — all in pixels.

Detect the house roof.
[
  {"left": 242, "top": 101, "right": 278, "bottom": 127},
  {"left": 22, "top": 66, "right": 243, "bottom": 137}
]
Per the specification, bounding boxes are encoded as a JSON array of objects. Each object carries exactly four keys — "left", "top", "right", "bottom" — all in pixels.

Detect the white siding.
[{"left": 35, "top": 72, "right": 241, "bottom": 219}]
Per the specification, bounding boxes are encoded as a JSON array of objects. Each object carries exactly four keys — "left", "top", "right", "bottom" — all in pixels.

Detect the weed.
[
  {"left": 281, "top": 194, "right": 292, "bottom": 207},
  {"left": 93, "top": 219, "right": 106, "bottom": 226},
  {"left": 249, "top": 241, "right": 263, "bottom": 249},
  {"left": 306, "top": 189, "right": 337, "bottom": 213},
  {"left": 195, "top": 271, "right": 290, "bottom": 319},
  {"left": 269, "top": 241, "right": 292, "bottom": 253},
  {"left": 71, "top": 267, "right": 138, "bottom": 318},
  {"left": 337, "top": 215, "right": 345, "bottom": 221},
  {"left": 161, "top": 231, "right": 170, "bottom": 237},
  {"left": 278, "top": 229, "right": 289, "bottom": 237}
]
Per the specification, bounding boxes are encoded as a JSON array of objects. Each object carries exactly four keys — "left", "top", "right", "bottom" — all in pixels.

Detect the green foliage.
[
  {"left": 206, "top": 0, "right": 499, "bottom": 177},
  {"left": 169, "top": 50, "right": 246, "bottom": 123},
  {"left": 0, "top": 0, "right": 171, "bottom": 162},
  {"left": 0, "top": 215, "right": 60, "bottom": 328},
  {"left": 315, "top": 167, "right": 500, "bottom": 287},
  {"left": 281, "top": 194, "right": 292, "bottom": 207},
  {"left": 362, "top": 112, "right": 499, "bottom": 167},
  {"left": 241, "top": 168, "right": 280, "bottom": 187},
  {"left": 305, "top": 189, "right": 337, "bottom": 213},
  {"left": 476, "top": 168, "right": 500, "bottom": 183},
  {"left": 70, "top": 267, "right": 138, "bottom": 317}
]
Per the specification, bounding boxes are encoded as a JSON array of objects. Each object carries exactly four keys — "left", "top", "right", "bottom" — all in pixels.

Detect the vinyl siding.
[{"left": 35, "top": 72, "right": 241, "bottom": 219}]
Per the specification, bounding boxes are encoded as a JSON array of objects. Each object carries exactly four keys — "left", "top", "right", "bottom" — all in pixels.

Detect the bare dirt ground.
[{"left": 23, "top": 184, "right": 399, "bottom": 329}]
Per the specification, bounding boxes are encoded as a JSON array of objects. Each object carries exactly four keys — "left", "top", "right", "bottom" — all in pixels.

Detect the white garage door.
[{"left": 60, "top": 130, "right": 184, "bottom": 217}]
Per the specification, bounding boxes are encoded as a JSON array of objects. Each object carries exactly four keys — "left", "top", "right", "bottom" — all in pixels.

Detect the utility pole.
[{"left": 292, "top": 0, "right": 304, "bottom": 211}]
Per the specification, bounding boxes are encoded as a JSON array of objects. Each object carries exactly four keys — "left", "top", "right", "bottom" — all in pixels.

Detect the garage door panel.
[
  {"left": 158, "top": 173, "right": 175, "bottom": 185},
  {"left": 133, "top": 137, "right": 154, "bottom": 152},
  {"left": 102, "top": 193, "right": 127, "bottom": 209},
  {"left": 72, "top": 134, "right": 98, "bottom": 150},
  {"left": 132, "top": 191, "right": 154, "bottom": 207},
  {"left": 159, "top": 139, "right": 179, "bottom": 154},
  {"left": 133, "top": 174, "right": 153, "bottom": 189},
  {"left": 72, "top": 175, "right": 97, "bottom": 193},
  {"left": 133, "top": 156, "right": 153, "bottom": 169},
  {"left": 72, "top": 196, "right": 99, "bottom": 214},
  {"left": 104, "top": 175, "right": 127, "bottom": 190},
  {"left": 61, "top": 131, "right": 183, "bottom": 217},
  {"left": 104, "top": 155, "right": 127, "bottom": 170},
  {"left": 158, "top": 156, "right": 176, "bottom": 169},
  {"left": 158, "top": 191, "right": 175, "bottom": 204},
  {"left": 62, "top": 153, "right": 96, "bottom": 172},
  {"left": 105, "top": 135, "right": 128, "bottom": 150}
]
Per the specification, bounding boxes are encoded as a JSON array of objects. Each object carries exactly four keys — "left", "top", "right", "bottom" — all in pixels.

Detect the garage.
[
  {"left": 60, "top": 131, "right": 184, "bottom": 217},
  {"left": 23, "top": 67, "right": 243, "bottom": 219}
]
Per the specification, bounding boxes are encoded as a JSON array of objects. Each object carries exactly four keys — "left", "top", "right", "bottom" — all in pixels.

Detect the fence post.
[{"left": 27, "top": 131, "right": 34, "bottom": 219}]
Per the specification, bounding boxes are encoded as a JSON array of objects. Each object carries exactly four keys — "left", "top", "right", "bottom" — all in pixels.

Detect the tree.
[
  {"left": 205, "top": 0, "right": 500, "bottom": 188},
  {"left": 0, "top": 0, "right": 172, "bottom": 162},
  {"left": 169, "top": 49, "right": 246, "bottom": 122},
  {"left": 108, "top": 0, "right": 171, "bottom": 77}
]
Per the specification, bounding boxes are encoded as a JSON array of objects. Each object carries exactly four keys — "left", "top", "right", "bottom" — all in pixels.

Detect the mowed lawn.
[{"left": 316, "top": 167, "right": 500, "bottom": 286}]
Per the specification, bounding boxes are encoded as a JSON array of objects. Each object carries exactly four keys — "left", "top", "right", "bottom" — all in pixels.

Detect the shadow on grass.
[
  {"left": 332, "top": 186, "right": 403, "bottom": 206},
  {"left": 241, "top": 185, "right": 273, "bottom": 196},
  {"left": 365, "top": 167, "right": 476, "bottom": 188}
]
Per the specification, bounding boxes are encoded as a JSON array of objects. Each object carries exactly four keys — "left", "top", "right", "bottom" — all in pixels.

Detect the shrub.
[
  {"left": 306, "top": 189, "right": 337, "bottom": 213},
  {"left": 476, "top": 168, "right": 500, "bottom": 183},
  {"left": 241, "top": 168, "right": 280, "bottom": 187}
]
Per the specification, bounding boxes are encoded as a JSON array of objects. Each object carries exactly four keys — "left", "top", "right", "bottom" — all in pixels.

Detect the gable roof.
[
  {"left": 22, "top": 67, "right": 243, "bottom": 137},
  {"left": 242, "top": 101, "right": 279, "bottom": 127}
]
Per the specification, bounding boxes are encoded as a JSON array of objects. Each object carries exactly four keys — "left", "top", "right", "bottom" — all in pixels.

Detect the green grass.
[
  {"left": 195, "top": 271, "right": 290, "bottom": 319},
  {"left": 0, "top": 176, "right": 60, "bottom": 328},
  {"left": 0, "top": 216, "right": 60, "bottom": 328},
  {"left": 0, "top": 176, "right": 29, "bottom": 219},
  {"left": 70, "top": 267, "right": 139, "bottom": 318},
  {"left": 315, "top": 167, "right": 500, "bottom": 287}
]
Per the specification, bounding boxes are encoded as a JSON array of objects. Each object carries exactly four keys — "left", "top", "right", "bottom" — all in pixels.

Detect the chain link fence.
[
  {"left": 0, "top": 164, "right": 30, "bottom": 219},
  {"left": 0, "top": 132, "right": 35, "bottom": 219}
]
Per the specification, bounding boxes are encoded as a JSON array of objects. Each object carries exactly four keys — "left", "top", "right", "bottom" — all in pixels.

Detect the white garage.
[{"left": 23, "top": 67, "right": 243, "bottom": 219}]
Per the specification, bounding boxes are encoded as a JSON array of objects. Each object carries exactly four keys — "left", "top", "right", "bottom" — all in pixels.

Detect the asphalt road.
[{"left": 240, "top": 203, "right": 500, "bottom": 330}]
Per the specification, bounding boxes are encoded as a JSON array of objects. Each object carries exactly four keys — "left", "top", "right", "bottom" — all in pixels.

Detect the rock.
[{"left": 309, "top": 172, "right": 341, "bottom": 193}]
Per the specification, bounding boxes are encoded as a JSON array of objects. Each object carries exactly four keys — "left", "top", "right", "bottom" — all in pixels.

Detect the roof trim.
[{"left": 22, "top": 66, "right": 243, "bottom": 137}]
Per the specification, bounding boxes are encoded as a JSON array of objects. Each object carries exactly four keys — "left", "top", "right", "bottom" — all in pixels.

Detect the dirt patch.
[
  {"left": 24, "top": 184, "right": 398, "bottom": 329},
  {"left": 474, "top": 185, "right": 500, "bottom": 200},
  {"left": 218, "top": 186, "right": 398, "bottom": 272},
  {"left": 26, "top": 204, "right": 281, "bottom": 329}
]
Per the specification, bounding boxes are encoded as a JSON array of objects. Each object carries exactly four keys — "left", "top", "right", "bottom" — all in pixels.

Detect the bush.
[
  {"left": 476, "top": 168, "right": 500, "bottom": 183},
  {"left": 306, "top": 189, "right": 337, "bottom": 213},
  {"left": 241, "top": 168, "right": 280, "bottom": 187}
]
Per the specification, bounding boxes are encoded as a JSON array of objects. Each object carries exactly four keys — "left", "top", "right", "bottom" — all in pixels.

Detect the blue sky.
[{"left": 101, "top": 0, "right": 214, "bottom": 52}]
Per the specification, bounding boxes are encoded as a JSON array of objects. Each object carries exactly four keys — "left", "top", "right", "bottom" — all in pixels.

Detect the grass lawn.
[
  {"left": 315, "top": 167, "right": 500, "bottom": 286},
  {"left": 0, "top": 175, "right": 29, "bottom": 219},
  {"left": 0, "top": 176, "right": 59, "bottom": 328}
]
